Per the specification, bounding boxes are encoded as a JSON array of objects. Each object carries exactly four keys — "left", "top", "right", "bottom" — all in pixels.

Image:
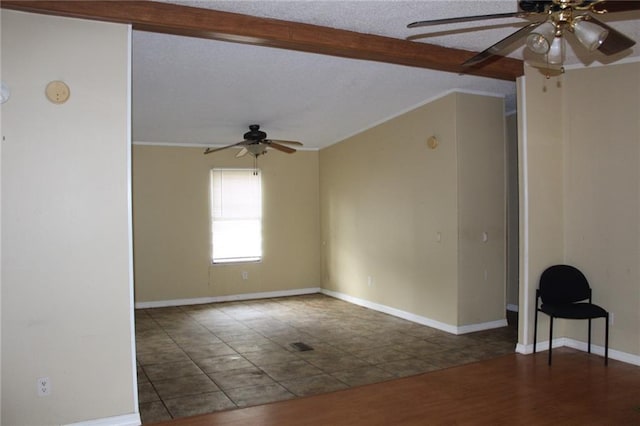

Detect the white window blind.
[{"left": 210, "top": 168, "right": 262, "bottom": 263}]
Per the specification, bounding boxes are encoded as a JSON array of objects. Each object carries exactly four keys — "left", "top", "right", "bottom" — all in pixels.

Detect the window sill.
[{"left": 211, "top": 257, "right": 262, "bottom": 265}]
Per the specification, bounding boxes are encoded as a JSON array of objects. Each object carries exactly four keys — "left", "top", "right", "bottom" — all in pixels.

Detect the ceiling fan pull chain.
[{"left": 545, "top": 54, "right": 551, "bottom": 79}]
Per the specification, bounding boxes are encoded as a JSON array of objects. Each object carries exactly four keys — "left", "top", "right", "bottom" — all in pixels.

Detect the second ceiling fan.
[{"left": 204, "top": 124, "right": 303, "bottom": 158}]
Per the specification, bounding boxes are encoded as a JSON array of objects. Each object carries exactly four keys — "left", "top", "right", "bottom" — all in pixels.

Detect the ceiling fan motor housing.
[
  {"left": 519, "top": 0, "right": 600, "bottom": 13},
  {"left": 244, "top": 124, "right": 267, "bottom": 141},
  {"left": 519, "top": 1, "right": 551, "bottom": 13}
]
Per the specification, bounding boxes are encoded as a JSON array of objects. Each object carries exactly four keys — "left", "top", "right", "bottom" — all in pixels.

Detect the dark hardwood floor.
[{"left": 152, "top": 347, "right": 640, "bottom": 425}]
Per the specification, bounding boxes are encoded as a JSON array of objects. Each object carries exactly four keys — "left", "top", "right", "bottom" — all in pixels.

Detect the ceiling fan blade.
[
  {"left": 408, "top": 11, "right": 535, "bottom": 28},
  {"left": 235, "top": 147, "right": 248, "bottom": 158},
  {"left": 592, "top": 1, "right": 640, "bottom": 13},
  {"left": 588, "top": 17, "right": 637, "bottom": 56},
  {"left": 266, "top": 139, "right": 303, "bottom": 146},
  {"left": 203, "top": 141, "right": 246, "bottom": 155},
  {"left": 267, "top": 142, "right": 297, "bottom": 154},
  {"left": 462, "top": 21, "right": 543, "bottom": 67}
]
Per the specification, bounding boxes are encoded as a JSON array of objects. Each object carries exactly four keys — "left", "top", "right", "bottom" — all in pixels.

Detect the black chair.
[{"left": 533, "top": 264, "right": 609, "bottom": 366}]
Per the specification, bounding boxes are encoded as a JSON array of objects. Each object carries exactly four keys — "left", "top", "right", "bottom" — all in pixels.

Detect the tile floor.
[{"left": 136, "top": 294, "right": 517, "bottom": 424}]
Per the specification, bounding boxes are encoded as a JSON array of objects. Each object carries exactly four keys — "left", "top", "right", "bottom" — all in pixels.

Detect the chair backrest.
[{"left": 539, "top": 264, "right": 591, "bottom": 304}]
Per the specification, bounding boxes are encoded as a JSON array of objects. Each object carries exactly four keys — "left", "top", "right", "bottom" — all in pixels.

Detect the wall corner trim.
[
  {"left": 64, "top": 413, "right": 141, "bottom": 426},
  {"left": 515, "top": 338, "right": 565, "bottom": 354},
  {"left": 457, "top": 319, "right": 508, "bottom": 334}
]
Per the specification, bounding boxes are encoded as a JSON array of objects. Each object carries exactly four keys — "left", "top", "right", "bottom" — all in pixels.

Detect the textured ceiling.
[{"left": 132, "top": 1, "right": 640, "bottom": 150}]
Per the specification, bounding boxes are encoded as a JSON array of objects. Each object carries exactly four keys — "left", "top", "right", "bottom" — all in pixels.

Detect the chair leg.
[
  {"left": 588, "top": 318, "right": 592, "bottom": 354},
  {"left": 548, "top": 316, "right": 554, "bottom": 366},
  {"left": 605, "top": 313, "right": 609, "bottom": 366},
  {"left": 533, "top": 309, "right": 539, "bottom": 354}
]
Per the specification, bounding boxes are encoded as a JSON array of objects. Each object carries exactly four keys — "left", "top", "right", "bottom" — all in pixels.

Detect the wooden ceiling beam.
[{"left": 1, "top": 0, "right": 523, "bottom": 81}]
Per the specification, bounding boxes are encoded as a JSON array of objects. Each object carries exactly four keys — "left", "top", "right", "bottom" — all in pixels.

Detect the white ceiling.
[{"left": 132, "top": 0, "right": 640, "bottom": 150}]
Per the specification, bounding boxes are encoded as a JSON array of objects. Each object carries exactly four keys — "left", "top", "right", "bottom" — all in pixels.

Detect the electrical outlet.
[
  {"left": 241, "top": 271, "right": 248, "bottom": 280},
  {"left": 37, "top": 377, "right": 51, "bottom": 396}
]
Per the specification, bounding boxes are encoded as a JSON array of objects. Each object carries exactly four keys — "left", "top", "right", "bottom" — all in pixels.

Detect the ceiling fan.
[
  {"left": 407, "top": 0, "right": 640, "bottom": 70},
  {"left": 203, "top": 124, "right": 303, "bottom": 158}
]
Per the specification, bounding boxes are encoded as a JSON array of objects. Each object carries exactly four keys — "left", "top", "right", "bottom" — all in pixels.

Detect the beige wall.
[
  {"left": 519, "top": 62, "right": 640, "bottom": 359},
  {"left": 320, "top": 94, "right": 459, "bottom": 325},
  {"left": 320, "top": 92, "right": 506, "bottom": 328},
  {"left": 132, "top": 145, "right": 321, "bottom": 302},
  {"left": 1, "top": 11, "right": 136, "bottom": 425},
  {"left": 506, "top": 113, "right": 519, "bottom": 309},
  {"left": 562, "top": 63, "right": 640, "bottom": 355},
  {"left": 456, "top": 94, "right": 506, "bottom": 325}
]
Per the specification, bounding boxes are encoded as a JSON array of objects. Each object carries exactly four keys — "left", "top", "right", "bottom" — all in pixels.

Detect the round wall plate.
[{"left": 45, "top": 81, "right": 70, "bottom": 104}]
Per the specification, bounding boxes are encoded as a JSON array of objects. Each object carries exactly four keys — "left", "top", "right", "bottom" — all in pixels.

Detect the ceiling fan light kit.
[
  {"left": 407, "top": 0, "right": 638, "bottom": 72},
  {"left": 572, "top": 19, "right": 609, "bottom": 51},
  {"left": 527, "top": 21, "right": 558, "bottom": 54},
  {"left": 246, "top": 143, "right": 267, "bottom": 157},
  {"left": 548, "top": 36, "right": 566, "bottom": 65}
]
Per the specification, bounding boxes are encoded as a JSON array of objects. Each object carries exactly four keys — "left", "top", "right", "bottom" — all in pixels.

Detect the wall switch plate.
[
  {"left": 37, "top": 377, "right": 51, "bottom": 396},
  {"left": 241, "top": 271, "right": 248, "bottom": 280}
]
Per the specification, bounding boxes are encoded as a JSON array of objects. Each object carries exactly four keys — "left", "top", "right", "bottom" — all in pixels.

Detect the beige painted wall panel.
[
  {"left": 132, "top": 146, "right": 210, "bottom": 299},
  {"left": 506, "top": 113, "right": 519, "bottom": 309},
  {"left": 520, "top": 63, "right": 640, "bottom": 359},
  {"left": 1, "top": 11, "right": 134, "bottom": 425},
  {"left": 456, "top": 93, "right": 506, "bottom": 325},
  {"left": 320, "top": 95, "right": 460, "bottom": 325},
  {"left": 562, "top": 63, "right": 640, "bottom": 356},
  {"left": 133, "top": 146, "right": 320, "bottom": 302}
]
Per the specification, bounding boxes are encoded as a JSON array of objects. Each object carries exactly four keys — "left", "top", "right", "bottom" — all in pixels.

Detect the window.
[{"left": 210, "top": 168, "right": 262, "bottom": 263}]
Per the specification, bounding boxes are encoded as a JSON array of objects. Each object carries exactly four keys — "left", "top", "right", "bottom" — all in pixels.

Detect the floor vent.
[{"left": 290, "top": 342, "right": 314, "bottom": 352}]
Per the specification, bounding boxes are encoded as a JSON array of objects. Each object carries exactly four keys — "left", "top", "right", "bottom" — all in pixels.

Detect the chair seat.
[{"left": 540, "top": 302, "right": 607, "bottom": 319}]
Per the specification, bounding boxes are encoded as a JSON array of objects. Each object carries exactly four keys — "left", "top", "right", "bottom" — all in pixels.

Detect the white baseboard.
[
  {"left": 507, "top": 304, "right": 519, "bottom": 312},
  {"left": 516, "top": 338, "right": 640, "bottom": 366},
  {"left": 564, "top": 338, "right": 640, "bottom": 366},
  {"left": 65, "top": 413, "right": 141, "bottom": 426},
  {"left": 135, "top": 287, "right": 321, "bottom": 309},
  {"left": 321, "top": 289, "right": 507, "bottom": 335}
]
